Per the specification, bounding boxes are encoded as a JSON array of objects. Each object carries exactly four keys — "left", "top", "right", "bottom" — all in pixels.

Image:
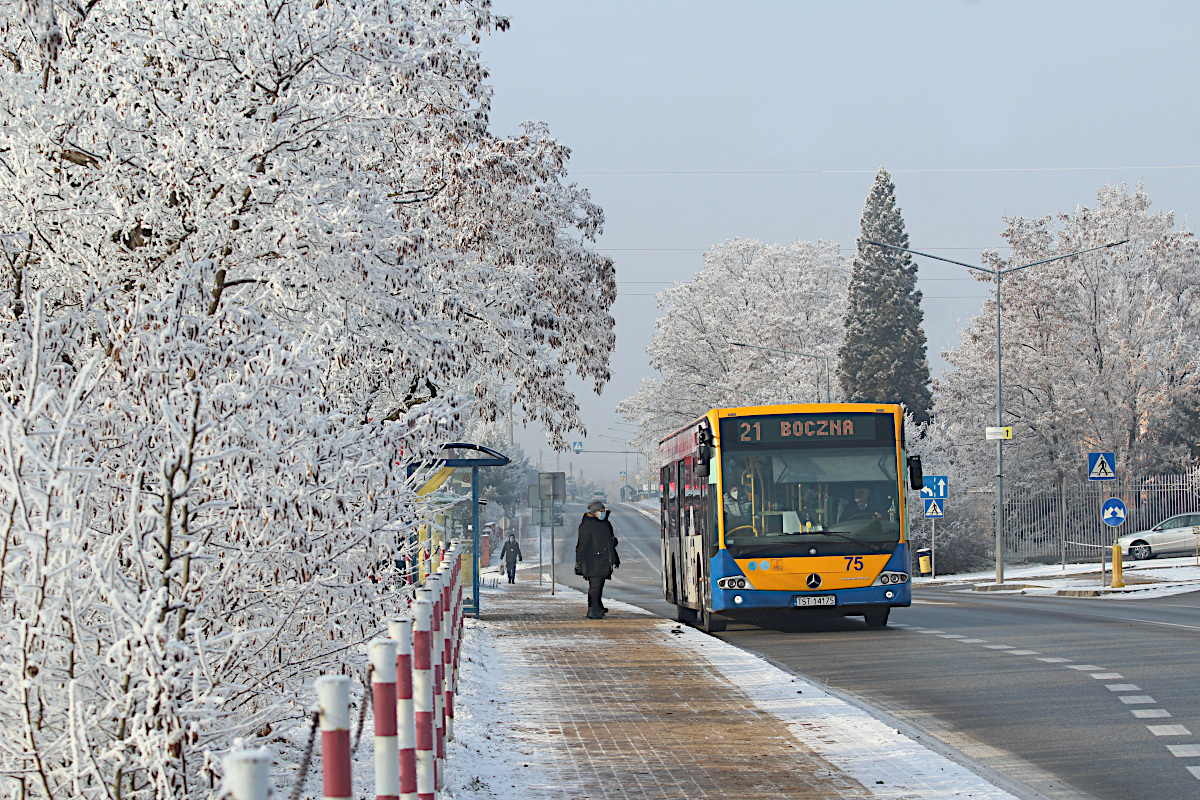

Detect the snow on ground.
[
  {"left": 441, "top": 613, "right": 559, "bottom": 798},
  {"left": 443, "top": 585, "right": 1020, "bottom": 800},
  {"left": 919, "top": 554, "right": 1200, "bottom": 599},
  {"left": 629, "top": 497, "right": 658, "bottom": 515},
  {"left": 624, "top": 599, "right": 1020, "bottom": 800}
]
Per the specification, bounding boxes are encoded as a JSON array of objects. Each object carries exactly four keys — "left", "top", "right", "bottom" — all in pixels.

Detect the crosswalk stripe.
[
  {"left": 1148, "top": 725, "right": 1191, "bottom": 736},
  {"left": 1168, "top": 745, "right": 1200, "bottom": 757}
]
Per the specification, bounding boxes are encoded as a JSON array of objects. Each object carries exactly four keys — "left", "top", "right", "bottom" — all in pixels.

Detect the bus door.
[
  {"left": 681, "top": 455, "right": 704, "bottom": 608},
  {"left": 663, "top": 463, "right": 681, "bottom": 602}
]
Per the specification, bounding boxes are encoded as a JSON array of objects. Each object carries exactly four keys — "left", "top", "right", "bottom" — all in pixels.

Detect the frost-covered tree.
[
  {"left": 0, "top": 1, "right": 614, "bottom": 797},
  {"left": 618, "top": 238, "right": 848, "bottom": 450},
  {"left": 0, "top": 0, "right": 614, "bottom": 446},
  {"left": 937, "top": 184, "right": 1200, "bottom": 487},
  {"left": 838, "top": 168, "right": 933, "bottom": 423}
]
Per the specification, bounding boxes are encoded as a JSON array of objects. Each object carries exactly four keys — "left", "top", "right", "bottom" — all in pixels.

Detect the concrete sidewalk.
[{"left": 454, "top": 582, "right": 1019, "bottom": 800}]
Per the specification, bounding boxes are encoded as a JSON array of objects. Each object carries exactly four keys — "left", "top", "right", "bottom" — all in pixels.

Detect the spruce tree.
[{"left": 837, "top": 168, "right": 934, "bottom": 423}]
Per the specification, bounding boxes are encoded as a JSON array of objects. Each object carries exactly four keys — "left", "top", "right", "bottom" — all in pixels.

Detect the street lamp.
[
  {"left": 728, "top": 341, "right": 832, "bottom": 403},
  {"left": 865, "top": 238, "right": 1128, "bottom": 585}
]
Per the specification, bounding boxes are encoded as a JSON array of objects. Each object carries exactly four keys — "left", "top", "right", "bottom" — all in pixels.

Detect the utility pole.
[{"left": 865, "top": 238, "right": 1128, "bottom": 585}]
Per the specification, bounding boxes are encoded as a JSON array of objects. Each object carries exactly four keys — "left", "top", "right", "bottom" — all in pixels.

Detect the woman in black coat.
[{"left": 575, "top": 501, "right": 619, "bottom": 619}]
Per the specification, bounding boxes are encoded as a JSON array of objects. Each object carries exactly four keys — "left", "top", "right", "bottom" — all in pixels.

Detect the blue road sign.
[
  {"left": 572, "top": 441, "right": 583, "bottom": 454},
  {"left": 921, "top": 476, "right": 948, "bottom": 499},
  {"left": 1101, "top": 497, "right": 1127, "bottom": 527},
  {"left": 1088, "top": 452, "right": 1116, "bottom": 481},
  {"left": 924, "top": 498, "right": 944, "bottom": 518}
]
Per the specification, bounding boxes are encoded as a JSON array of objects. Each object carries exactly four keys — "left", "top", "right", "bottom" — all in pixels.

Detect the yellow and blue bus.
[{"left": 659, "top": 403, "right": 922, "bottom": 632}]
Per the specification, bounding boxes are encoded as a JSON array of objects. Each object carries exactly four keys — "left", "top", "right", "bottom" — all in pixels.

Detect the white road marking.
[
  {"left": 1107, "top": 684, "right": 1141, "bottom": 691},
  {"left": 1120, "top": 696, "right": 1156, "bottom": 704},
  {"left": 917, "top": 630, "right": 945, "bottom": 634},
  {"left": 1023, "top": 607, "right": 1200, "bottom": 635},
  {"left": 1036, "top": 657, "right": 1070, "bottom": 663},
  {"left": 957, "top": 638, "right": 987, "bottom": 643},
  {"left": 1090, "top": 672, "right": 1123, "bottom": 679},
  {"left": 1149, "top": 725, "right": 1192, "bottom": 736},
  {"left": 983, "top": 644, "right": 1014, "bottom": 649},
  {"left": 1188, "top": 766, "right": 1200, "bottom": 780},
  {"left": 1132, "top": 709, "right": 1172, "bottom": 718},
  {"left": 1006, "top": 649, "right": 1040, "bottom": 655},
  {"left": 938, "top": 634, "right": 966, "bottom": 638},
  {"left": 1168, "top": 745, "right": 1200, "bottom": 757},
  {"left": 1067, "top": 664, "right": 1102, "bottom": 670},
  {"left": 911, "top": 600, "right": 958, "bottom": 605}
]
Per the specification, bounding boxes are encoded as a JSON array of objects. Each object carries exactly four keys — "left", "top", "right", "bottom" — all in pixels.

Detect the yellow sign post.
[{"left": 1111, "top": 542, "right": 1125, "bottom": 589}]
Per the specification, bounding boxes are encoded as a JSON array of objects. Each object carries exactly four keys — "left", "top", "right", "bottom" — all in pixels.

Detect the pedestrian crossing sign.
[
  {"left": 924, "top": 498, "right": 944, "bottom": 518},
  {"left": 1087, "top": 452, "right": 1116, "bottom": 481}
]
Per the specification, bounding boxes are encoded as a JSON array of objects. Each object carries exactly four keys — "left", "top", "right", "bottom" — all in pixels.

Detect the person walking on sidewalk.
[
  {"left": 575, "top": 500, "right": 619, "bottom": 619},
  {"left": 499, "top": 533, "right": 522, "bottom": 584}
]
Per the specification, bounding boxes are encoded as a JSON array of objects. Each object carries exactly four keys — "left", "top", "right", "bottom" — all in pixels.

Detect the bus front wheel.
[
  {"left": 864, "top": 608, "right": 890, "bottom": 628},
  {"left": 698, "top": 604, "right": 728, "bottom": 633}
]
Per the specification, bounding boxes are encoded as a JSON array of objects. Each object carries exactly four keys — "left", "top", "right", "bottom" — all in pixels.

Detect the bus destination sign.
[{"left": 720, "top": 413, "right": 879, "bottom": 446}]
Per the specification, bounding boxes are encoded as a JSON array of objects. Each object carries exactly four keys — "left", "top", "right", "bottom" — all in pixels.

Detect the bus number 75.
[{"left": 844, "top": 556, "right": 864, "bottom": 571}]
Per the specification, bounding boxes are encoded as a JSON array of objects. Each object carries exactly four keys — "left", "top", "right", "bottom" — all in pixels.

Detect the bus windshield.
[{"left": 721, "top": 446, "right": 900, "bottom": 557}]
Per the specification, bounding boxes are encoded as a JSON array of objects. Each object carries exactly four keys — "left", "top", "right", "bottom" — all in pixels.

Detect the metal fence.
[{"left": 969, "top": 473, "right": 1200, "bottom": 563}]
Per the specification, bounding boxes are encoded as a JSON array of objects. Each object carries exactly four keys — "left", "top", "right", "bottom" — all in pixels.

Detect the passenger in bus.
[
  {"left": 723, "top": 482, "right": 752, "bottom": 518},
  {"left": 575, "top": 500, "right": 620, "bottom": 620},
  {"left": 840, "top": 486, "right": 885, "bottom": 522}
]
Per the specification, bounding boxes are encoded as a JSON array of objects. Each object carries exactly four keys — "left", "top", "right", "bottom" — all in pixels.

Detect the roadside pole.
[
  {"left": 931, "top": 519, "right": 936, "bottom": 580},
  {"left": 539, "top": 472, "right": 566, "bottom": 595}
]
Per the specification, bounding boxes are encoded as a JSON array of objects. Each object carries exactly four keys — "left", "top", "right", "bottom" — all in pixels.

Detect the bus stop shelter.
[{"left": 409, "top": 442, "right": 509, "bottom": 617}]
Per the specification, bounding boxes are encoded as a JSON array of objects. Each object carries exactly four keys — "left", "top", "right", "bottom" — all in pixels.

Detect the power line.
[
  {"left": 576, "top": 165, "right": 1200, "bottom": 176},
  {"left": 599, "top": 246, "right": 1015, "bottom": 252}
]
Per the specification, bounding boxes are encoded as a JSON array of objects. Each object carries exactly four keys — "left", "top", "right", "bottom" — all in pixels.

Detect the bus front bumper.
[{"left": 712, "top": 581, "right": 910, "bottom": 614}]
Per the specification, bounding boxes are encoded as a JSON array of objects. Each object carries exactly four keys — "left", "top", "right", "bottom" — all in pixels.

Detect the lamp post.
[
  {"left": 728, "top": 341, "right": 831, "bottom": 403},
  {"left": 865, "top": 238, "right": 1128, "bottom": 585}
]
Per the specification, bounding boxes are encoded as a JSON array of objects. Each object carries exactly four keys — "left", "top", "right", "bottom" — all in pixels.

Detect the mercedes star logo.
[{"left": 806, "top": 573, "right": 822, "bottom": 589}]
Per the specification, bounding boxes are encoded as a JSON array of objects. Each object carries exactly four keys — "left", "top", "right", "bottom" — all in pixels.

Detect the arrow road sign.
[
  {"left": 1088, "top": 452, "right": 1116, "bottom": 481},
  {"left": 921, "top": 476, "right": 948, "bottom": 499},
  {"left": 1101, "top": 497, "right": 1127, "bottom": 527},
  {"left": 924, "top": 498, "right": 944, "bottom": 518},
  {"left": 985, "top": 426, "right": 1013, "bottom": 440}
]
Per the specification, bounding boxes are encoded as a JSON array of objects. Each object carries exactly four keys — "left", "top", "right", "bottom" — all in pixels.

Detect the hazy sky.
[{"left": 479, "top": 1, "right": 1200, "bottom": 488}]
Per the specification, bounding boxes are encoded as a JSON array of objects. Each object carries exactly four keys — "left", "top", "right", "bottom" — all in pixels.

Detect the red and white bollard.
[
  {"left": 388, "top": 618, "right": 417, "bottom": 800},
  {"left": 369, "top": 639, "right": 399, "bottom": 800},
  {"left": 315, "top": 675, "right": 352, "bottom": 800},
  {"left": 223, "top": 749, "right": 271, "bottom": 800},
  {"left": 412, "top": 597, "right": 435, "bottom": 800},
  {"left": 441, "top": 562, "right": 455, "bottom": 742},
  {"left": 430, "top": 571, "right": 445, "bottom": 789}
]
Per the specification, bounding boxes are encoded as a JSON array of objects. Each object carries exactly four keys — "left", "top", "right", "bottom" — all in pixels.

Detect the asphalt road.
[{"left": 522, "top": 502, "right": 1200, "bottom": 800}]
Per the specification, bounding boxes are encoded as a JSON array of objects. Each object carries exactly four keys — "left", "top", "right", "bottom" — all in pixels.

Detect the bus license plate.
[{"left": 793, "top": 595, "right": 835, "bottom": 607}]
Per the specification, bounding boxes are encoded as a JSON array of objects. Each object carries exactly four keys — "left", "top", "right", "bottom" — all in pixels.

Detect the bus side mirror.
[
  {"left": 907, "top": 456, "right": 923, "bottom": 491},
  {"left": 696, "top": 444, "right": 712, "bottom": 477}
]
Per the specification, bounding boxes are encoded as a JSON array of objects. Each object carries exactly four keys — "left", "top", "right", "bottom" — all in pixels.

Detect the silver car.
[{"left": 1117, "top": 514, "right": 1200, "bottom": 560}]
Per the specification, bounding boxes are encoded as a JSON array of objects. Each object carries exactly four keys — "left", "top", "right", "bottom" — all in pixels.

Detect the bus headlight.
[
  {"left": 736, "top": 578, "right": 747, "bottom": 589},
  {"left": 733, "top": 595, "right": 744, "bottom": 604},
  {"left": 885, "top": 590, "right": 895, "bottom": 600},
  {"left": 872, "top": 571, "right": 909, "bottom": 587}
]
